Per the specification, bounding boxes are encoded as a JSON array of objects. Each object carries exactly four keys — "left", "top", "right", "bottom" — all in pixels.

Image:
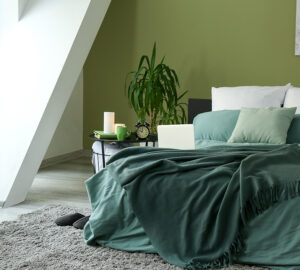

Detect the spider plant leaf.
[
  {"left": 179, "top": 105, "right": 187, "bottom": 122},
  {"left": 134, "top": 87, "right": 142, "bottom": 109},
  {"left": 165, "top": 67, "right": 175, "bottom": 84},
  {"left": 138, "top": 55, "right": 150, "bottom": 69},
  {"left": 150, "top": 42, "right": 156, "bottom": 72},
  {"left": 170, "top": 69, "right": 180, "bottom": 86},
  {"left": 177, "top": 90, "right": 188, "bottom": 100},
  {"left": 127, "top": 66, "right": 145, "bottom": 98}
]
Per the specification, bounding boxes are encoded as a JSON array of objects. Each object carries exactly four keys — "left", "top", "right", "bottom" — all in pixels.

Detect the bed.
[{"left": 83, "top": 84, "right": 300, "bottom": 270}]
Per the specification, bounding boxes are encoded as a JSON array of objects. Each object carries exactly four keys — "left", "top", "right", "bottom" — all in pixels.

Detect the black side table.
[{"left": 88, "top": 133, "right": 157, "bottom": 168}]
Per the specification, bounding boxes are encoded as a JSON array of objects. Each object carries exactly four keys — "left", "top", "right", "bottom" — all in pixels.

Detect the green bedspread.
[{"left": 84, "top": 144, "right": 300, "bottom": 269}]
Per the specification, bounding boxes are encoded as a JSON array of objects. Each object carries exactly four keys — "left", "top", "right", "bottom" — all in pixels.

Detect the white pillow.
[
  {"left": 211, "top": 84, "right": 291, "bottom": 111},
  {"left": 284, "top": 87, "right": 300, "bottom": 114}
]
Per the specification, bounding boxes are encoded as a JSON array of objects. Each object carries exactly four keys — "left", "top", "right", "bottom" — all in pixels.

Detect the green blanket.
[{"left": 84, "top": 144, "right": 300, "bottom": 269}]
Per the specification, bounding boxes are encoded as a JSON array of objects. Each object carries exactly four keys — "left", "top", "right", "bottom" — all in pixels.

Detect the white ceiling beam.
[
  {"left": 18, "top": 0, "right": 29, "bottom": 20},
  {"left": 0, "top": 0, "right": 111, "bottom": 207}
]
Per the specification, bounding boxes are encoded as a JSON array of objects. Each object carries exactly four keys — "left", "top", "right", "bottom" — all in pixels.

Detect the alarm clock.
[{"left": 135, "top": 122, "right": 150, "bottom": 139}]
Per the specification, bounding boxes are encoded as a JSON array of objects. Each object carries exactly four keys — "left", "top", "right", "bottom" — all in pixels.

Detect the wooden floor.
[{"left": 0, "top": 156, "right": 94, "bottom": 222}]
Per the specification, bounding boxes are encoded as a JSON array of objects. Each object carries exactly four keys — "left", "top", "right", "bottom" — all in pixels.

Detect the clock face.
[{"left": 136, "top": 125, "right": 150, "bottom": 139}]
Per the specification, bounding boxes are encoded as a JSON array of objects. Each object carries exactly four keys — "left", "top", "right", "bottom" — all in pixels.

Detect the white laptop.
[{"left": 157, "top": 124, "right": 195, "bottom": 150}]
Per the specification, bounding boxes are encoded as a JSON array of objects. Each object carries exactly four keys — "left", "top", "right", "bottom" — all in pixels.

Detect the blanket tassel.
[{"left": 186, "top": 180, "right": 300, "bottom": 270}]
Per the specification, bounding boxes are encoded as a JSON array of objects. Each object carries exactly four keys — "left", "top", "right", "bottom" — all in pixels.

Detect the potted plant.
[{"left": 126, "top": 43, "right": 188, "bottom": 134}]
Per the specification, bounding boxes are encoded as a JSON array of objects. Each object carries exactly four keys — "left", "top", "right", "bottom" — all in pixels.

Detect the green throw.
[{"left": 84, "top": 144, "right": 300, "bottom": 269}]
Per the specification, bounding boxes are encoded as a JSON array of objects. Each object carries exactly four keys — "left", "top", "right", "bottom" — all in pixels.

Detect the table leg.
[
  {"left": 146, "top": 141, "right": 148, "bottom": 146},
  {"left": 101, "top": 141, "right": 105, "bottom": 168},
  {"left": 152, "top": 141, "right": 155, "bottom": 147},
  {"left": 93, "top": 152, "right": 97, "bottom": 174}
]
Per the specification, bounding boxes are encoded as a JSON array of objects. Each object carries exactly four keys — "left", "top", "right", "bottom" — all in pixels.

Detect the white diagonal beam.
[{"left": 0, "top": 0, "right": 111, "bottom": 207}]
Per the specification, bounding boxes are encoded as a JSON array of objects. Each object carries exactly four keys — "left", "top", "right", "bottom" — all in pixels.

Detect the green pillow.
[
  {"left": 228, "top": 107, "right": 296, "bottom": 144},
  {"left": 193, "top": 110, "right": 240, "bottom": 143},
  {"left": 193, "top": 110, "right": 240, "bottom": 148}
]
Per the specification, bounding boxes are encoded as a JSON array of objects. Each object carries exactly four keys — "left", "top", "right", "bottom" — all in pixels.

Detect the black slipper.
[
  {"left": 55, "top": 213, "right": 85, "bottom": 226},
  {"left": 73, "top": 216, "right": 90, "bottom": 230}
]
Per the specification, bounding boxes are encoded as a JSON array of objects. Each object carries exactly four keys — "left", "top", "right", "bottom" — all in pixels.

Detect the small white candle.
[
  {"left": 114, "top": 123, "right": 126, "bottom": 133},
  {"left": 103, "top": 112, "right": 115, "bottom": 133}
]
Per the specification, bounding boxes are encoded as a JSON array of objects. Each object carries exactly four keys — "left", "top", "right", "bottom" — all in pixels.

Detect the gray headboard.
[{"left": 188, "top": 99, "right": 212, "bottom": 124}]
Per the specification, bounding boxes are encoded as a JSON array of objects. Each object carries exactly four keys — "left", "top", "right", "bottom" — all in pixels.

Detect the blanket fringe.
[
  {"left": 186, "top": 180, "right": 300, "bottom": 270},
  {"left": 243, "top": 181, "right": 300, "bottom": 223}
]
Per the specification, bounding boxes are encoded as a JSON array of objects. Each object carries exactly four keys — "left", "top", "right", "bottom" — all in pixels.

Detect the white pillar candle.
[
  {"left": 114, "top": 123, "right": 126, "bottom": 133},
  {"left": 103, "top": 112, "right": 115, "bottom": 133}
]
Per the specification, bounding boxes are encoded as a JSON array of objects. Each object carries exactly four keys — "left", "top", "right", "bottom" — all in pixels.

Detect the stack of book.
[{"left": 93, "top": 130, "right": 117, "bottom": 139}]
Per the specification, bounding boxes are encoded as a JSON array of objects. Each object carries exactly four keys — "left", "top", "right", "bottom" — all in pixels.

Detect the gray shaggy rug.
[{"left": 0, "top": 205, "right": 268, "bottom": 270}]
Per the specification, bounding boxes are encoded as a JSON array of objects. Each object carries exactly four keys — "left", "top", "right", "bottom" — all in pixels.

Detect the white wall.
[
  {"left": 296, "top": 0, "right": 300, "bottom": 55},
  {"left": 0, "top": 1, "right": 18, "bottom": 42},
  {"left": 0, "top": 0, "right": 111, "bottom": 207},
  {"left": 44, "top": 71, "right": 83, "bottom": 159}
]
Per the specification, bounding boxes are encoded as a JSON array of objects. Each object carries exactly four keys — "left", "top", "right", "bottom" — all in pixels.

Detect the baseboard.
[
  {"left": 40, "top": 150, "right": 85, "bottom": 169},
  {"left": 82, "top": 149, "right": 92, "bottom": 157}
]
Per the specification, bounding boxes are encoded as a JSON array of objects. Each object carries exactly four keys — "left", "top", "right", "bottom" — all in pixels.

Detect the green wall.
[{"left": 83, "top": 0, "right": 300, "bottom": 148}]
